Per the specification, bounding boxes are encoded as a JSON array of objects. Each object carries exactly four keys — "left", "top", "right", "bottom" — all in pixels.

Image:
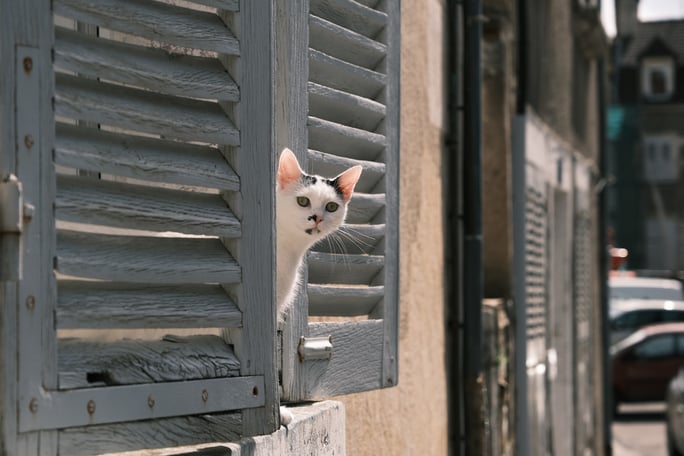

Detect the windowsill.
[{"left": 101, "top": 401, "right": 346, "bottom": 456}]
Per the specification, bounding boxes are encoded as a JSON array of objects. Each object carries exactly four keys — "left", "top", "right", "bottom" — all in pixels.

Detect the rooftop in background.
[
  {"left": 602, "top": 0, "right": 684, "bottom": 38},
  {"left": 620, "top": 19, "right": 684, "bottom": 65}
]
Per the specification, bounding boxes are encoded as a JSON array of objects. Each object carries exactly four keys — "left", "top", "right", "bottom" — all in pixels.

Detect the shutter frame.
[{"left": 282, "top": 0, "right": 400, "bottom": 402}]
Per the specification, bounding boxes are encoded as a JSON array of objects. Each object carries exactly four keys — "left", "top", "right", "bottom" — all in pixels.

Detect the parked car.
[
  {"left": 611, "top": 323, "right": 684, "bottom": 415},
  {"left": 610, "top": 276, "right": 684, "bottom": 303},
  {"left": 610, "top": 300, "right": 684, "bottom": 344},
  {"left": 666, "top": 368, "right": 684, "bottom": 456}
]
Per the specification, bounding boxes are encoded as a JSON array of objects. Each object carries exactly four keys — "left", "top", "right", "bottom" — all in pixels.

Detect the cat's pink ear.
[
  {"left": 335, "top": 165, "right": 362, "bottom": 202},
  {"left": 277, "top": 148, "right": 302, "bottom": 188}
]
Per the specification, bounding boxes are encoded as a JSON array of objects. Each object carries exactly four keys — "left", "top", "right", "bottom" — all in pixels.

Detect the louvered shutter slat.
[
  {"left": 56, "top": 176, "right": 240, "bottom": 237},
  {"left": 55, "top": 0, "right": 239, "bottom": 54},
  {"left": 308, "top": 82, "right": 385, "bottom": 131},
  {"left": 55, "top": 27, "right": 238, "bottom": 100},
  {"left": 309, "top": 15, "right": 386, "bottom": 69},
  {"left": 309, "top": 49, "right": 386, "bottom": 98},
  {"left": 56, "top": 231, "right": 241, "bottom": 284},
  {"left": 55, "top": 75, "right": 239, "bottom": 145},
  {"left": 307, "top": 150, "right": 385, "bottom": 193},
  {"left": 311, "top": 223, "right": 385, "bottom": 255},
  {"left": 57, "top": 282, "right": 241, "bottom": 329},
  {"left": 346, "top": 193, "right": 385, "bottom": 223},
  {"left": 58, "top": 335, "right": 241, "bottom": 389},
  {"left": 308, "top": 116, "right": 386, "bottom": 159},
  {"left": 308, "top": 284, "right": 383, "bottom": 316},
  {"left": 55, "top": 124, "right": 239, "bottom": 190},
  {"left": 310, "top": 0, "right": 387, "bottom": 38},
  {"left": 308, "top": 251, "right": 384, "bottom": 285}
]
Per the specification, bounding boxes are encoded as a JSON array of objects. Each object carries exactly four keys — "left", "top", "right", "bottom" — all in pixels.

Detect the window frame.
[{"left": 640, "top": 56, "right": 675, "bottom": 101}]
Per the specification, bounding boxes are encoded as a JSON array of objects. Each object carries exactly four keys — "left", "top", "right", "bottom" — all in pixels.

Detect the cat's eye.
[
  {"left": 325, "top": 202, "right": 339, "bottom": 212},
  {"left": 297, "top": 196, "right": 310, "bottom": 207}
]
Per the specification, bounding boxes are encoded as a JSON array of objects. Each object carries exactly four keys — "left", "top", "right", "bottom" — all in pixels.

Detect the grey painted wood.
[
  {"left": 308, "top": 284, "right": 383, "bottom": 316},
  {"left": 310, "top": 223, "right": 385, "bottom": 255},
  {"left": 379, "top": 0, "right": 400, "bottom": 388},
  {"left": 301, "top": 320, "right": 383, "bottom": 398},
  {"left": 57, "top": 282, "right": 241, "bottom": 329},
  {"left": 309, "top": 48, "right": 386, "bottom": 99},
  {"left": 55, "top": 27, "right": 239, "bottom": 100},
  {"left": 309, "top": 82, "right": 385, "bottom": 131},
  {"left": 308, "top": 251, "right": 384, "bottom": 285},
  {"left": 56, "top": 175, "right": 241, "bottom": 237},
  {"left": 309, "top": 15, "right": 386, "bottom": 69},
  {"left": 0, "top": 0, "right": 59, "bottom": 452},
  {"left": 56, "top": 231, "right": 241, "bottom": 283},
  {"left": 55, "top": 74, "right": 239, "bottom": 145},
  {"left": 310, "top": 0, "right": 387, "bottom": 39},
  {"left": 55, "top": 124, "right": 239, "bottom": 189},
  {"left": 59, "top": 335, "right": 240, "bottom": 389},
  {"left": 307, "top": 149, "right": 384, "bottom": 193},
  {"left": 345, "top": 192, "right": 385, "bottom": 224},
  {"left": 59, "top": 413, "right": 241, "bottom": 456},
  {"left": 275, "top": 0, "right": 312, "bottom": 405},
  {"left": 55, "top": 0, "right": 239, "bottom": 54},
  {"left": 308, "top": 116, "right": 386, "bottom": 160},
  {"left": 226, "top": 0, "right": 279, "bottom": 434}
]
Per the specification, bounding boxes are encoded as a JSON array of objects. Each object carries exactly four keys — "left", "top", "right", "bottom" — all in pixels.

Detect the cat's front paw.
[{"left": 280, "top": 405, "right": 294, "bottom": 426}]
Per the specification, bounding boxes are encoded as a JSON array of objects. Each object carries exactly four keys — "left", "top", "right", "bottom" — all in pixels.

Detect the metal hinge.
[
  {"left": 0, "top": 174, "right": 23, "bottom": 281},
  {"left": 298, "top": 336, "right": 333, "bottom": 362}
]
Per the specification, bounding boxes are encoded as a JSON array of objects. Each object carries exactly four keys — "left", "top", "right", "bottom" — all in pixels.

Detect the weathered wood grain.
[
  {"left": 307, "top": 149, "right": 384, "bottom": 193},
  {"left": 307, "top": 284, "right": 383, "bottom": 316},
  {"left": 309, "top": 14, "right": 386, "bottom": 69},
  {"left": 301, "top": 320, "right": 383, "bottom": 398},
  {"left": 55, "top": 0, "right": 239, "bottom": 54},
  {"left": 55, "top": 74, "right": 239, "bottom": 145},
  {"left": 55, "top": 124, "right": 239, "bottom": 189},
  {"left": 308, "top": 82, "right": 385, "bottom": 131},
  {"left": 56, "top": 175, "right": 241, "bottom": 237},
  {"left": 55, "top": 27, "right": 238, "bottom": 100},
  {"left": 56, "top": 230, "right": 241, "bottom": 283},
  {"left": 187, "top": 0, "right": 239, "bottom": 11},
  {"left": 307, "top": 251, "right": 384, "bottom": 285},
  {"left": 58, "top": 413, "right": 241, "bottom": 456},
  {"left": 57, "top": 281, "right": 241, "bottom": 329},
  {"left": 308, "top": 116, "right": 386, "bottom": 161},
  {"left": 309, "top": 48, "right": 385, "bottom": 99},
  {"left": 310, "top": 223, "right": 384, "bottom": 255},
  {"left": 345, "top": 192, "right": 385, "bottom": 224},
  {"left": 310, "top": 0, "right": 387, "bottom": 39},
  {"left": 58, "top": 335, "right": 240, "bottom": 388}
]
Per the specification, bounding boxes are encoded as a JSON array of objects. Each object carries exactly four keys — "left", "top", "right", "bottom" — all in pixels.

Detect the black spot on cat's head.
[
  {"left": 325, "top": 178, "right": 345, "bottom": 198},
  {"left": 301, "top": 174, "right": 317, "bottom": 186}
]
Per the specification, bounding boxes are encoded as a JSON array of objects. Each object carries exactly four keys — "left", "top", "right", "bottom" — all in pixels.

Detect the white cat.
[
  {"left": 275, "top": 148, "right": 361, "bottom": 427},
  {"left": 276, "top": 148, "right": 362, "bottom": 318}
]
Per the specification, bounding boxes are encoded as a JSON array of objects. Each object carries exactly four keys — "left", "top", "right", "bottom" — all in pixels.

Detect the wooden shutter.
[
  {"left": 281, "top": 0, "right": 400, "bottom": 400},
  {"left": 1, "top": 0, "right": 278, "bottom": 454}
]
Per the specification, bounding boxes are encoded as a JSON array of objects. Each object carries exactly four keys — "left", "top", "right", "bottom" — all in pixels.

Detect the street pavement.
[{"left": 612, "top": 402, "right": 666, "bottom": 456}]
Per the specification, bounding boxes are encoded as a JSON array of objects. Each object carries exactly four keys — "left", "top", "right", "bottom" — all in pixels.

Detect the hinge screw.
[
  {"left": 147, "top": 395, "right": 155, "bottom": 408},
  {"left": 29, "top": 398, "right": 38, "bottom": 413},
  {"left": 23, "top": 57, "right": 33, "bottom": 74},
  {"left": 23, "top": 203, "right": 35, "bottom": 221},
  {"left": 25, "top": 295, "right": 35, "bottom": 311},
  {"left": 201, "top": 389, "right": 209, "bottom": 402},
  {"left": 87, "top": 400, "right": 96, "bottom": 415},
  {"left": 24, "top": 135, "right": 34, "bottom": 150}
]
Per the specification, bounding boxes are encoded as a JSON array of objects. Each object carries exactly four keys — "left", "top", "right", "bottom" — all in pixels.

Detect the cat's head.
[{"left": 276, "top": 148, "right": 362, "bottom": 242}]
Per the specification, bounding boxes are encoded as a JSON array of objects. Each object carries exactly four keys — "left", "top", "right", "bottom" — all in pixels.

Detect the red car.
[{"left": 611, "top": 323, "right": 684, "bottom": 414}]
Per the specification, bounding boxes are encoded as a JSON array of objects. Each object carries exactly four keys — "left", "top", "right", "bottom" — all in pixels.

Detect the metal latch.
[
  {"left": 298, "top": 336, "right": 333, "bottom": 362},
  {"left": 0, "top": 174, "right": 23, "bottom": 281}
]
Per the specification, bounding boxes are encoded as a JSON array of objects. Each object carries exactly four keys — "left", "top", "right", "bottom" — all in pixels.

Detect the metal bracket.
[
  {"left": 298, "top": 336, "right": 333, "bottom": 362},
  {"left": 0, "top": 174, "right": 23, "bottom": 281}
]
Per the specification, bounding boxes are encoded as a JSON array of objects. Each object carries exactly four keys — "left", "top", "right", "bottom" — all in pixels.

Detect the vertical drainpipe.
[
  {"left": 462, "top": 0, "right": 484, "bottom": 453},
  {"left": 446, "top": 0, "right": 483, "bottom": 453},
  {"left": 512, "top": 0, "right": 530, "bottom": 454}
]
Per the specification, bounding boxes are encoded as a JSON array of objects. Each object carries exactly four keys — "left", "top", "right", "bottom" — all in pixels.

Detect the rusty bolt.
[
  {"left": 147, "top": 395, "right": 155, "bottom": 408},
  {"left": 87, "top": 400, "right": 96, "bottom": 415},
  {"left": 25, "top": 295, "right": 35, "bottom": 311},
  {"left": 23, "top": 57, "right": 33, "bottom": 74},
  {"left": 24, "top": 135, "right": 34, "bottom": 150},
  {"left": 29, "top": 398, "right": 38, "bottom": 413},
  {"left": 201, "top": 389, "right": 208, "bottom": 402}
]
